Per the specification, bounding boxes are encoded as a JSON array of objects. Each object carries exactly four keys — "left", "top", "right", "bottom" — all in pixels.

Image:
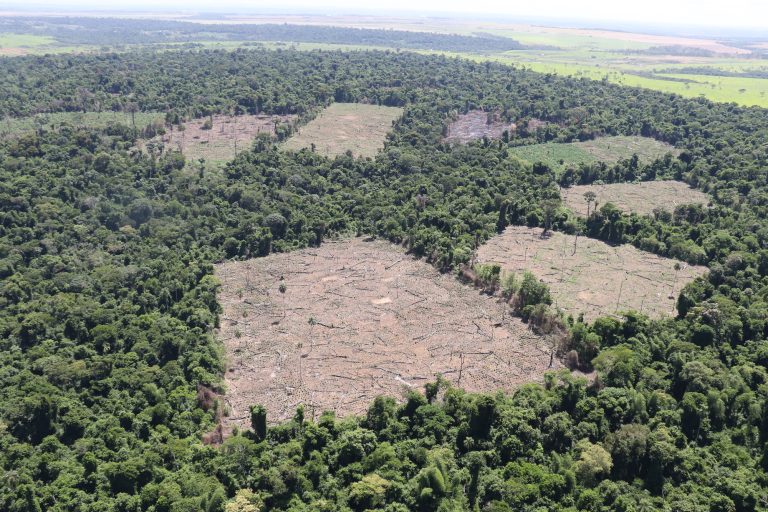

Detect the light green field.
[
  {"left": 0, "top": 111, "right": 165, "bottom": 137},
  {"left": 282, "top": 103, "right": 403, "bottom": 158},
  {"left": 0, "top": 33, "right": 56, "bottom": 48},
  {"left": 510, "top": 136, "right": 679, "bottom": 173}
]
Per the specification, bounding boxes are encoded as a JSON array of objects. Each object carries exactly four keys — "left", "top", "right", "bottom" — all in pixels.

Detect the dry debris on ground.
[
  {"left": 476, "top": 226, "right": 707, "bottom": 322},
  {"left": 443, "top": 110, "right": 516, "bottom": 144},
  {"left": 215, "top": 238, "right": 555, "bottom": 427},
  {"left": 562, "top": 180, "right": 710, "bottom": 217}
]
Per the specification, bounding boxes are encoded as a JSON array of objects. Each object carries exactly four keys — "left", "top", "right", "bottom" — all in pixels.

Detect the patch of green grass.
[
  {"left": 510, "top": 136, "right": 678, "bottom": 173},
  {"left": 0, "top": 33, "right": 56, "bottom": 48},
  {"left": 1, "top": 111, "right": 165, "bottom": 137},
  {"left": 282, "top": 103, "right": 403, "bottom": 158}
]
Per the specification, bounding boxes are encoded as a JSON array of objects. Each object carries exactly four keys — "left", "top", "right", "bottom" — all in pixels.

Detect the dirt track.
[{"left": 215, "top": 238, "right": 555, "bottom": 427}]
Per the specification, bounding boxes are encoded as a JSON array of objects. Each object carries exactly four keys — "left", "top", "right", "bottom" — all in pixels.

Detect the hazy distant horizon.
[{"left": 2, "top": 0, "right": 767, "bottom": 37}]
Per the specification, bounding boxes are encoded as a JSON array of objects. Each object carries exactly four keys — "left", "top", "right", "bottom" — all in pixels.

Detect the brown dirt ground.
[
  {"left": 0, "top": 47, "right": 26, "bottom": 56},
  {"left": 476, "top": 226, "right": 707, "bottom": 322},
  {"left": 562, "top": 180, "right": 710, "bottom": 217},
  {"left": 282, "top": 103, "right": 403, "bottom": 158},
  {"left": 215, "top": 238, "right": 555, "bottom": 427},
  {"left": 443, "top": 110, "right": 516, "bottom": 144},
  {"left": 146, "top": 114, "right": 294, "bottom": 166}
]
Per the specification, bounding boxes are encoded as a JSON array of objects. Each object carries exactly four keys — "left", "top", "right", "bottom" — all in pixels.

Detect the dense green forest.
[
  {"left": 2, "top": 48, "right": 768, "bottom": 511},
  {"left": 0, "top": 17, "right": 529, "bottom": 52}
]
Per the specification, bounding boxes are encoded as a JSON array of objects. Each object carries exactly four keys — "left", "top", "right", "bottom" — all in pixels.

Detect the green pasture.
[
  {"left": 1, "top": 111, "right": 165, "bottom": 137},
  {"left": 510, "top": 136, "right": 678, "bottom": 173}
]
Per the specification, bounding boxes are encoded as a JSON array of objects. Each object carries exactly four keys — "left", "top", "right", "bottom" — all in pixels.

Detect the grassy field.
[
  {"left": 562, "top": 181, "right": 710, "bottom": 217},
  {"left": 510, "top": 136, "right": 678, "bottom": 173},
  {"left": 477, "top": 226, "right": 707, "bottom": 321},
  {"left": 282, "top": 103, "right": 403, "bottom": 158},
  {"left": 0, "top": 111, "right": 165, "bottom": 137}
]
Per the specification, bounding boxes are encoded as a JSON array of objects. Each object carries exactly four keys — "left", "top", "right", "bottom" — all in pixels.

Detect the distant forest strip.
[
  {"left": 0, "top": 16, "right": 529, "bottom": 52},
  {"left": 656, "top": 66, "right": 768, "bottom": 79}
]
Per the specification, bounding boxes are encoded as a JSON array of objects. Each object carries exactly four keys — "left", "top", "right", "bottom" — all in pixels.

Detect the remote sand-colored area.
[
  {"left": 476, "top": 226, "right": 707, "bottom": 322},
  {"left": 216, "top": 238, "right": 555, "bottom": 427}
]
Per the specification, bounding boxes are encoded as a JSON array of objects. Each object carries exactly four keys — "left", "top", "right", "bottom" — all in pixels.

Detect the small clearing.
[
  {"left": 1, "top": 111, "right": 164, "bottom": 138},
  {"left": 510, "top": 135, "right": 679, "bottom": 172},
  {"left": 282, "top": 103, "right": 403, "bottom": 158},
  {"left": 216, "top": 238, "right": 554, "bottom": 427},
  {"left": 562, "top": 180, "right": 710, "bottom": 217},
  {"left": 476, "top": 226, "right": 707, "bottom": 322},
  {"left": 146, "top": 114, "right": 295, "bottom": 167},
  {"left": 443, "top": 110, "right": 516, "bottom": 144}
]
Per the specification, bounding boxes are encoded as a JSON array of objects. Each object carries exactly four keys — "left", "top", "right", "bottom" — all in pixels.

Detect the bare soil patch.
[
  {"left": 0, "top": 47, "right": 26, "bottom": 56},
  {"left": 216, "top": 238, "right": 554, "bottom": 427},
  {"left": 282, "top": 103, "right": 403, "bottom": 158},
  {"left": 147, "top": 114, "right": 294, "bottom": 166},
  {"left": 443, "top": 110, "right": 516, "bottom": 144},
  {"left": 476, "top": 227, "right": 707, "bottom": 322},
  {"left": 562, "top": 180, "right": 710, "bottom": 217}
]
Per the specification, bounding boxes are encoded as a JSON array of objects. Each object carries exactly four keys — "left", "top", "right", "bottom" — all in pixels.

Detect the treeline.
[
  {"left": 0, "top": 16, "right": 527, "bottom": 52},
  {"left": 1, "top": 48, "right": 768, "bottom": 511}
]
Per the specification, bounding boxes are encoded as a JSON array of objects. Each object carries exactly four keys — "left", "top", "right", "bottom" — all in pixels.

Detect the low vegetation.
[
  {"left": 510, "top": 135, "right": 679, "bottom": 173},
  {"left": 282, "top": 103, "right": 403, "bottom": 158},
  {"left": 0, "top": 111, "right": 164, "bottom": 137},
  {"left": 561, "top": 180, "right": 710, "bottom": 217}
]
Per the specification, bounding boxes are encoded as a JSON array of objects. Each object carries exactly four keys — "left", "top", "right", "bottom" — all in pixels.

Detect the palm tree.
[{"left": 584, "top": 191, "right": 597, "bottom": 217}]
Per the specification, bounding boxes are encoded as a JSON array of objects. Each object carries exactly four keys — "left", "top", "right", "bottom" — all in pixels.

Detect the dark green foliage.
[{"left": 1, "top": 46, "right": 768, "bottom": 511}]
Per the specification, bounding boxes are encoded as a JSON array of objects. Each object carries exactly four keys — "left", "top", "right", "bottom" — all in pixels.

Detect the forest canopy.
[{"left": 1, "top": 47, "right": 768, "bottom": 511}]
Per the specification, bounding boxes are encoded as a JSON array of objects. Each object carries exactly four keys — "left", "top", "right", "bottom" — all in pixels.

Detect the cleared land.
[
  {"left": 215, "top": 238, "right": 554, "bottom": 427},
  {"left": 1, "top": 111, "right": 164, "bottom": 137},
  {"left": 443, "top": 110, "right": 516, "bottom": 144},
  {"left": 144, "top": 114, "right": 294, "bottom": 168},
  {"left": 282, "top": 103, "right": 403, "bottom": 158},
  {"left": 562, "top": 181, "right": 710, "bottom": 217},
  {"left": 510, "top": 136, "right": 679, "bottom": 172},
  {"left": 477, "top": 226, "right": 707, "bottom": 322}
]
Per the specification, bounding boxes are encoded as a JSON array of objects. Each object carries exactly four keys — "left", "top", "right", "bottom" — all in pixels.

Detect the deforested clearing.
[
  {"left": 442, "top": 110, "right": 516, "bottom": 144},
  {"left": 1, "top": 111, "right": 164, "bottom": 137},
  {"left": 562, "top": 180, "right": 710, "bottom": 217},
  {"left": 215, "top": 238, "right": 555, "bottom": 427},
  {"left": 281, "top": 103, "right": 403, "bottom": 158},
  {"left": 144, "top": 113, "right": 295, "bottom": 167},
  {"left": 510, "top": 135, "right": 679, "bottom": 172},
  {"left": 476, "top": 226, "right": 707, "bottom": 322}
]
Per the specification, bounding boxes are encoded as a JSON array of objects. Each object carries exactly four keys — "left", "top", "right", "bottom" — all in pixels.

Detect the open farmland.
[
  {"left": 562, "top": 180, "right": 710, "bottom": 217},
  {"left": 476, "top": 226, "right": 707, "bottom": 321},
  {"left": 215, "top": 238, "right": 555, "bottom": 427},
  {"left": 0, "top": 111, "right": 164, "bottom": 137},
  {"left": 443, "top": 109, "right": 516, "bottom": 144},
  {"left": 144, "top": 113, "right": 294, "bottom": 168},
  {"left": 282, "top": 102, "right": 403, "bottom": 158},
  {"left": 510, "top": 135, "right": 679, "bottom": 172}
]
